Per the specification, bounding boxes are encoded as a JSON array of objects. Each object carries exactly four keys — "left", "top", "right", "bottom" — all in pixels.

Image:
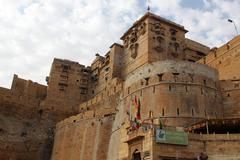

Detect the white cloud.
[{"left": 0, "top": 0, "right": 239, "bottom": 88}]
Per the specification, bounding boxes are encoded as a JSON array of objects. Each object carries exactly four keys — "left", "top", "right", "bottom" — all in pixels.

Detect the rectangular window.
[
  {"left": 144, "top": 77, "right": 149, "bottom": 86},
  {"left": 185, "top": 85, "right": 188, "bottom": 92},
  {"left": 157, "top": 74, "right": 163, "bottom": 82},
  {"left": 203, "top": 79, "right": 207, "bottom": 85},
  {"left": 177, "top": 108, "right": 180, "bottom": 116},
  {"left": 127, "top": 87, "right": 130, "bottom": 94}
]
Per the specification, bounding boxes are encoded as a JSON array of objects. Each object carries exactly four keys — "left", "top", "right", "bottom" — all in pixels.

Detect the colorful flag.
[{"left": 127, "top": 96, "right": 142, "bottom": 130}]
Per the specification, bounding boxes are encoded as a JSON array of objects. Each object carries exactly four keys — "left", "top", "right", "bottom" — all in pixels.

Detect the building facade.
[{"left": 1, "top": 12, "right": 240, "bottom": 160}]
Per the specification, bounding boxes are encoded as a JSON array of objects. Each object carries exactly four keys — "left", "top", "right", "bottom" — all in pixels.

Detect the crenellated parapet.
[{"left": 198, "top": 35, "right": 240, "bottom": 80}]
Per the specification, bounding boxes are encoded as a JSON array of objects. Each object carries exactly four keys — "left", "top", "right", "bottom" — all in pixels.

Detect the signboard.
[{"left": 156, "top": 129, "right": 188, "bottom": 145}]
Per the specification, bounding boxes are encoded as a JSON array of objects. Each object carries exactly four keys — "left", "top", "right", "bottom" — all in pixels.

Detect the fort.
[{"left": 1, "top": 12, "right": 240, "bottom": 160}]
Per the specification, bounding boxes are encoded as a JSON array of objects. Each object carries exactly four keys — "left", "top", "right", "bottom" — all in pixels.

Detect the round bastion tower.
[{"left": 120, "top": 12, "right": 223, "bottom": 127}]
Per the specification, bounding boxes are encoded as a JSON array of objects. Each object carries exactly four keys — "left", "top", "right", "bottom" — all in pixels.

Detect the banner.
[{"left": 156, "top": 129, "right": 188, "bottom": 145}]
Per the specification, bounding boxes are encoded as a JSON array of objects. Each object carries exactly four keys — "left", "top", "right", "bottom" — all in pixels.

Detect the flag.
[
  {"left": 128, "top": 96, "right": 142, "bottom": 130},
  {"left": 136, "top": 98, "right": 141, "bottom": 120}
]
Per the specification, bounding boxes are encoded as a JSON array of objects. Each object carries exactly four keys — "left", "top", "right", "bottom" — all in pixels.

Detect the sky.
[{"left": 0, "top": 0, "right": 239, "bottom": 88}]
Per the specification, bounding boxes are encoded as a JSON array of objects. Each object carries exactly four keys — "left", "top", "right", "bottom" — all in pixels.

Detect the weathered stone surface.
[{"left": 1, "top": 12, "right": 240, "bottom": 160}]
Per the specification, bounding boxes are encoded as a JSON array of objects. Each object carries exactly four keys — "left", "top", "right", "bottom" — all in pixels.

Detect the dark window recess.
[
  {"left": 38, "top": 109, "right": 43, "bottom": 116},
  {"left": 188, "top": 59, "right": 195, "bottom": 62},
  {"left": 204, "top": 109, "right": 207, "bottom": 117},
  {"left": 105, "top": 67, "right": 110, "bottom": 72},
  {"left": 203, "top": 80, "right": 207, "bottom": 85},
  {"left": 196, "top": 51, "right": 205, "bottom": 57},
  {"left": 162, "top": 108, "right": 165, "bottom": 116},
  {"left": 0, "top": 128, "right": 4, "bottom": 133},
  {"left": 149, "top": 110, "right": 153, "bottom": 118},
  {"left": 153, "top": 86, "right": 155, "bottom": 93},
  {"left": 177, "top": 108, "right": 180, "bottom": 116},
  {"left": 61, "top": 64, "right": 71, "bottom": 72},
  {"left": 227, "top": 93, "right": 230, "bottom": 97},
  {"left": 92, "top": 90, "right": 95, "bottom": 94},
  {"left": 21, "top": 132, "right": 27, "bottom": 137},
  {"left": 80, "top": 87, "right": 88, "bottom": 94},
  {"left": 157, "top": 74, "right": 163, "bottom": 81},
  {"left": 58, "top": 83, "right": 68, "bottom": 87},
  {"left": 81, "top": 68, "right": 90, "bottom": 73},
  {"left": 192, "top": 108, "right": 194, "bottom": 117},
  {"left": 114, "top": 87, "right": 116, "bottom": 93},
  {"left": 144, "top": 77, "right": 150, "bottom": 86},
  {"left": 185, "top": 85, "right": 188, "bottom": 92},
  {"left": 170, "top": 28, "right": 177, "bottom": 36},
  {"left": 169, "top": 85, "right": 172, "bottom": 91},
  {"left": 127, "top": 87, "right": 130, "bottom": 94}
]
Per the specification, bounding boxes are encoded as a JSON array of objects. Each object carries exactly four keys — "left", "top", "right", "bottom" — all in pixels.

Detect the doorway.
[{"left": 132, "top": 151, "right": 141, "bottom": 160}]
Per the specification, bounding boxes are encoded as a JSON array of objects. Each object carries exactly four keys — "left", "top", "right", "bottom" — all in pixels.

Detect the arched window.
[{"left": 132, "top": 149, "right": 141, "bottom": 160}]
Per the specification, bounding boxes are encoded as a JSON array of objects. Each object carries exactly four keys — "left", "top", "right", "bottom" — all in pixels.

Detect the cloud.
[{"left": 0, "top": 0, "right": 239, "bottom": 88}]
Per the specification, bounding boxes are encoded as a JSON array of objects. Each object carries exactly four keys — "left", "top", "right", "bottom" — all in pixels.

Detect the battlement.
[
  {"left": 2, "top": 11, "right": 240, "bottom": 160},
  {"left": 11, "top": 74, "right": 47, "bottom": 99},
  {"left": 198, "top": 35, "right": 240, "bottom": 80}
]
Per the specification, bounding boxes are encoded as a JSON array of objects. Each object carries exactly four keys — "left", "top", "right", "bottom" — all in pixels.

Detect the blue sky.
[
  {"left": 181, "top": 0, "right": 205, "bottom": 9},
  {"left": 0, "top": 0, "right": 239, "bottom": 88}
]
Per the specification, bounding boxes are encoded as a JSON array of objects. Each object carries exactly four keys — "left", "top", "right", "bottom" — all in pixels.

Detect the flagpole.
[{"left": 147, "top": 0, "right": 151, "bottom": 12}]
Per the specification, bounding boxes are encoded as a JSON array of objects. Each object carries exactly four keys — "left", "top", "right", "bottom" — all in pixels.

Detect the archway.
[{"left": 132, "top": 149, "right": 141, "bottom": 160}]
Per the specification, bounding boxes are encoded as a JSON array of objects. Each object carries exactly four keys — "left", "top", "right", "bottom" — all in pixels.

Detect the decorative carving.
[
  {"left": 153, "top": 36, "right": 166, "bottom": 52},
  {"left": 129, "top": 43, "right": 139, "bottom": 59},
  {"left": 168, "top": 42, "right": 180, "bottom": 58},
  {"left": 124, "top": 38, "right": 129, "bottom": 48},
  {"left": 170, "top": 28, "right": 177, "bottom": 41},
  {"left": 129, "top": 28, "right": 138, "bottom": 44},
  {"left": 151, "top": 22, "right": 165, "bottom": 36},
  {"left": 138, "top": 22, "right": 146, "bottom": 35},
  {"left": 169, "top": 28, "right": 177, "bottom": 36}
]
